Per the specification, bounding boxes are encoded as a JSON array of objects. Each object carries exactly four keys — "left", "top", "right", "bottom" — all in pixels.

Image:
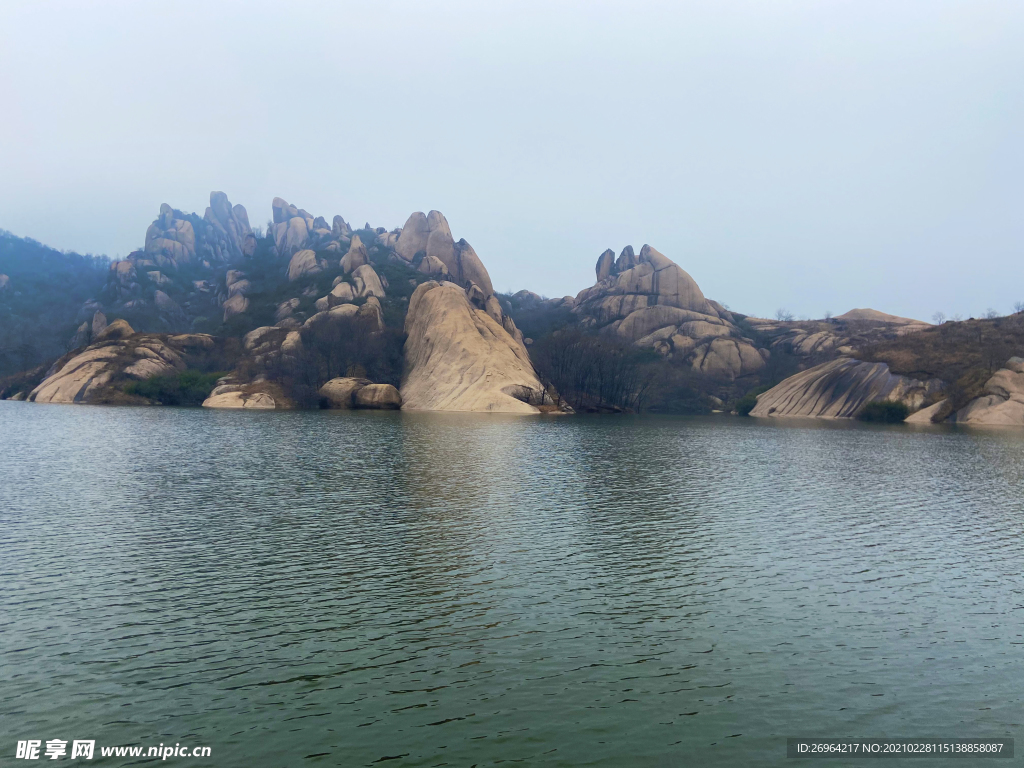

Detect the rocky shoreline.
[{"left": 3, "top": 190, "right": 1022, "bottom": 426}]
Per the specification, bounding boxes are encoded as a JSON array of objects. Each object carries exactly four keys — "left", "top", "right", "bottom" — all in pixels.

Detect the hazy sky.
[{"left": 1, "top": 1, "right": 1021, "bottom": 321}]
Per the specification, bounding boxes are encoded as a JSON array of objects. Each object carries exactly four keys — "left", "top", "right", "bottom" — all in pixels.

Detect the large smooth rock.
[
  {"left": 27, "top": 326, "right": 213, "bottom": 405},
  {"left": 352, "top": 264, "right": 385, "bottom": 298},
  {"left": 691, "top": 338, "right": 765, "bottom": 379},
  {"left": 222, "top": 293, "right": 249, "bottom": 320},
  {"left": 319, "top": 377, "right": 372, "bottom": 409},
  {"left": 96, "top": 319, "right": 135, "bottom": 341},
  {"left": 954, "top": 358, "right": 1024, "bottom": 425},
  {"left": 353, "top": 383, "right": 402, "bottom": 410},
  {"left": 750, "top": 358, "right": 941, "bottom": 418},
  {"left": 340, "top": 235, "right": 368, "bottom": 273},
  {"left": 202, "top": 390, "right": 276, "bottom": 409},
  {"left": 401, "top": 282, "right": 550, "bottom": 413},
  {"left": 287, "top": 249, "right": 323, "bottom": 281},
  {"left": 395, "top": 212, "right": 430, "bottom": 261}
]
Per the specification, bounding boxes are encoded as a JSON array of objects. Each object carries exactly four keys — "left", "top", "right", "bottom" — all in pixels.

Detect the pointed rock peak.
[
  {"left": 615, "top": 245, "right": 637, "bottom": 273},
  {"left": 403, "top": 211, "right": 428, "bottom": 228},
  {"left": 159, "top": 203, "right": 173, "bottom": 217},
  {"left": 426, "top": 210, "right": 452, "bottom": 236},
  {"left": 638, "top": 244, "right": 673, "bottom": 270},
  {"left": 348, "top": 234, "right": 364, "bottom": 251},
  {"left": 210, "top": 191, "right": 232, "bottom": 219},
  {"left": 596, "top": 249, "right": 616, "bottom": 281},
  {"left": 396, "top": 212, "right": 431, "bottom": 262}
]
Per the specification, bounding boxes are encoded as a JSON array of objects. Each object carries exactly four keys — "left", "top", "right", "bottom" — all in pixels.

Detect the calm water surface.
[{"left": 2, "top": 402, "right": 1023, "bottom": 766}]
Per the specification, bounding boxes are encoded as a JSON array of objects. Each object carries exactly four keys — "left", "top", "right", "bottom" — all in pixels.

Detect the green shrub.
[
  {"left": 857, "top": 400, "right": 910, "bottom": 423},
  {"left": 123, "top": 370, "right": 224, "bottom": 406},
  {"left": 735, "top": 385, "right": 773, "bottom": 416}
]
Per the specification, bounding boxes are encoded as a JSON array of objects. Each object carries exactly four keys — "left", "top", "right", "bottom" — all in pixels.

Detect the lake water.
[{"left": 2, "top": 402, "right": 1023, "bottom": 766}]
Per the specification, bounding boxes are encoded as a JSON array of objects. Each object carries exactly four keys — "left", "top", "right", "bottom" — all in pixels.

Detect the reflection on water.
[{"left": 2, "top": 403, "right": 1022, "bottom": 766}]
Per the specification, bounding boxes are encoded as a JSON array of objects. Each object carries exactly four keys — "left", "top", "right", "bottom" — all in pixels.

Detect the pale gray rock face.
[
  {"left": 222, "top": 293, "right": 249, "bottom": 321},
  {"left": 275, "top": 298, "right": 300, "bottom": 322},
  {"left": 401, "top": 281, "right": 553, "bottom": 413},
  {"left": 145, "top": 203, "right": 197, "bottom": 267},
  {"left": 319, "top": 377, "right": 371, "bottom": 409},
  {"left": 953, "top": 358, "right": 1024, "bottom": 426},
  {"left": 91, "top": 311, "right": 108, "bottom": 338},
  {"left": 340, "top": 235, "right": 368, "bottom": 273},
  {"left": 203, "top": 390, "right": 276, "bottom": 409},
  {"left": 749, "top": 358, "right": 942, "bottom": 418},
  {"left": 287, "top": 249, "right": 324, "bottom": 281},
  {"left": 395, "top": 212, "right": 431, "bottom": 261},
  {"left": 271, "top": 198, "right": 315, "bottom": 257},
  {"left": 332, "top": 215, "right": 351, "bottom": 239},
  {"left": 0, "top": 274, "right": 9, "bottom": 291},
  {"left": 29, "top": 324, "right": 223, "bottom": 405},
  {"left": 204, "top": 191, "right": 256, "bottom": 262},
  {"left": 595, "top": 249, "right": 616, "bottom": 282},
  {"left": 691, "top": 338, "right": 766, "bottom": 379},
  {"left": 352, "top": 264, "right": 385, "bottom": 298},
  {"left": 354, "top": 383, "right": 402, "bottom": 410},
  {"left": 573, "top": 244, "right": 768, "bottom": 378},
  {"left": 835, "top": 308, "right": 928, "bottom": 327},
  {"left": 329, "top": 281, "right": 355, "bottom": 303},
  {"left": 417, "top": 253, "right": 449, "bottom": 277}
]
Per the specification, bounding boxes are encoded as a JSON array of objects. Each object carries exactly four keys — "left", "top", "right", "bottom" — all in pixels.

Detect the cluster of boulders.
[
  {"left": 319, "top": 377, "right": 402, "bottom": 410},
  {"left": 572, "top": 245, "right": 768, "bottom": 380},
  {"left": 93, "top": 191, "right": 257, "bottom": 328},
  {"left": 27, "top": 320, "right": 219, "bottom": 404},
  {"left": 744, "top": 309, "right": 929, "bottom": 359},
  {"left": 908, "top": 358, "right": 1024, "bottom": 426},
  {"left": 270, "top": 197, "right": 370, "bottom": 258}
]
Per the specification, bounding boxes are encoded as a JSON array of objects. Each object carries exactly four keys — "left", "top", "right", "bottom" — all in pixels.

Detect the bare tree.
[
  {"left": 1015, "top": 301, "right": 1024, "bottom": 314},
  {"left": 984, "top": 308, "right": 1000, "bottom": 319},
  {"left": 775, "top": 308, "right": 794, "bottom": 322},
  {"left": 823, "top": 310, "right": 833, "bottom": 322},
  {"left": 932, "top": 311, "right": 946, "bottom": 325},
  {"left": 951, "top": 313, "right": 963, "bottom": 322}
]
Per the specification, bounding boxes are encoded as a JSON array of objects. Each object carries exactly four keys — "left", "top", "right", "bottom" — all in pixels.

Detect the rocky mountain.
[
  {"left": 572, "top": 244, "right": 767, "bottom": 380},
  {"left": 6, "top": 195, "right": 561, "bottom": 413},
  {"left": 746, "top": 312, "right": 1024, "bottom": 425},
  {"left": 8, "top": 188, "right": 1020, "bottom": 423}
]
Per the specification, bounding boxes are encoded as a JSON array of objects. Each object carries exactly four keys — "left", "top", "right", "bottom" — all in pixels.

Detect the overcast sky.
[{"left": 1, "top": 1, "right": 1021, "bottom": 321}]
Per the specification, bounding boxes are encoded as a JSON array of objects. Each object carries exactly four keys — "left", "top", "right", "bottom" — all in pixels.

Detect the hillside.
[{"left": 0, "top": 231, "right": 109, "bottom": 376}]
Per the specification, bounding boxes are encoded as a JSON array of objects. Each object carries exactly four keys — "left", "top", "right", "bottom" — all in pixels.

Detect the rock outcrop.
[
  {"left": 951, "top": 358, "right": 1024, "bottom": 426},
  {"left": 202, "top": 191, "right": 257, "bottom": 262},
  {"left": 389, "top": 210, "right": 524, "bottom": 347},
  {"left": 394, "top": 211, "right": 494, "bottom": 295},
  {"left": 202, "top": 386, "right": 277, "bottom": 409},
  {"left": 29, "top": 323, "right": 222, "bottom": 405},
  {"left": 271, "top": 198, "right": 315, "bottom": 258},
  {"left": 749, "top": 358, "right": 943, "bottom": 419},
  {"left": 287, "top": 249, "right": 326, "bottom": 281},
  {"left": 573, "top": 245, "right": 766, "bottom": 379},
  {"left": 835, "top": 308, "right": 929, "bottom": 331},
  {"left": 319, "top": 377, "right": 402, "bottom": 409},
  {"left": 401, "top": 281, "right": 559, "bottom": 413},
  {"left": 340, "top": 235, "right": 368, "bottom": 273}
]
